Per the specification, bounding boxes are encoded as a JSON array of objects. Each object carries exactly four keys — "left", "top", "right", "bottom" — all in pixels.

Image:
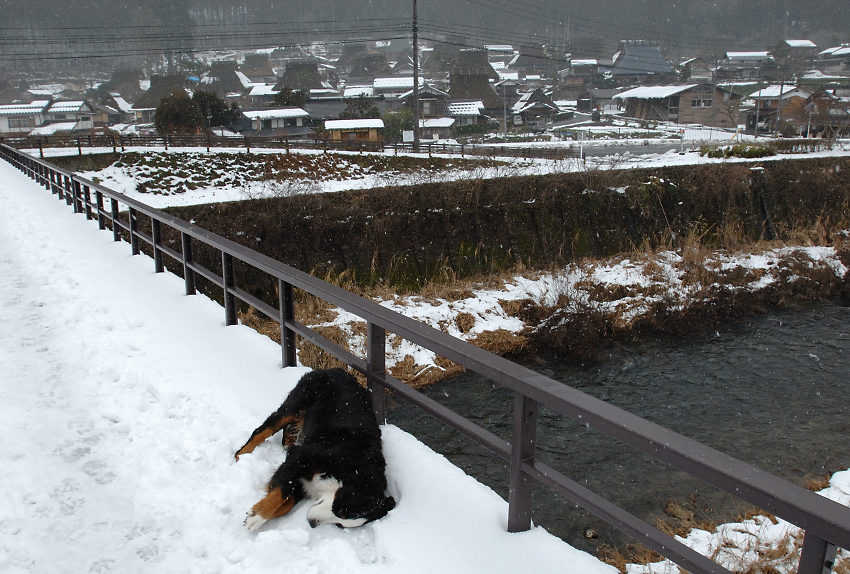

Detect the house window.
[
  {"left": 690, "top": 85, "right": 713, "bottom": 108},
  {"left": 9, "top": 118, "right": 32, "bottom": 128}
]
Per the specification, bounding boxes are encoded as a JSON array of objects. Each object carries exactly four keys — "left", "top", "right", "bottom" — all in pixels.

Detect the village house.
[
  {"left": 242, "top": 107, "right": 311, "bottom": 137},
  {"left": 0, "top": 100, "right": 50, "bottom": 134},
  {"left": 804, "top": 87, "right": 850, "bottom": 137},
  {"left": 717, "top": 51, "right": 774, "bottom": 80},
  {"left": 746, "top": 84, "right": 812, "bottom": 134},
  {"left": 419, "top": 117, "right": 455, "bottom": 141},
  {"left": 680, "top": 57, "right": 714, "bottom": 81},
  {"left": 394, "top": 85, "right": 450, "bottom": 118},
  {"left": 447, "top": 100, "right": 488, "bottom": 126},
  {"left": 448, "top": 50, "right": 504, "bottom": 119},
  {"left": 373, "top": 76, "right": 425, "bottom": 99},
  {"left": 815, "top": 45, "right": 850, "bottom": 76},
  {"left": 773, "top": 40, "right": 818, "bottom": 76},
  {"left": 43, "top": 100, "right": 96, "bottom": 130},
  {"left": 576, "top": 88, "right": 622, "bottom": 113},
  {"left": 512, "top": 88, "right": 558, "bottom": 128},
  {"left": 604, "top": 41, "right": 674, "bottom": 83},
  {"left": 615, "top": 83, "right": 744, "bottom": 128},
  {"left": 324, "top": 118, "right": 384, "bottom": 142}
]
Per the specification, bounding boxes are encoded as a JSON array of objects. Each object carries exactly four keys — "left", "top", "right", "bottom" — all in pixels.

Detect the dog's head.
[{"left": 304, "top": 476, "right": 395, "bottom": 528}]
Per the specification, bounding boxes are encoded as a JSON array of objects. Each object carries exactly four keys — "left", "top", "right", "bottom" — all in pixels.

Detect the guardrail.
[
  {"left": 0, "top": 132, "right": 576, "bottom": 161},
  {"left": 2, "top": 142, "right": 847, "bottom": 574}
]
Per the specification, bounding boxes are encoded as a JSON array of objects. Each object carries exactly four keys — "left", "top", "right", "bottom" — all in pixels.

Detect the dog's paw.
[{"left": 245, "top": 512, "right": 268, "bottom": 532}]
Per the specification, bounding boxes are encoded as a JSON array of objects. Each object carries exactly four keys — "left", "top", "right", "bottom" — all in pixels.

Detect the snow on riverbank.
[
  {"left": 0, "top": 163, "right": 613, "bottom": 572},
  {"left": 628, "top": 470, "right": 850, "bottom": 574}
]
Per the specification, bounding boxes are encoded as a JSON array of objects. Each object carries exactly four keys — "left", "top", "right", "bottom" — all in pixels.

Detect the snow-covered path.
[{"left": 0, "top": 160, "right": 613, "bottom": 573}]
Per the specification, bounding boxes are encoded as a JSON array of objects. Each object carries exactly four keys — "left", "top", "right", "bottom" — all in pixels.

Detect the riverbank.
[{"left": 236, "top": 237, "right": 849, "bottom": 388}]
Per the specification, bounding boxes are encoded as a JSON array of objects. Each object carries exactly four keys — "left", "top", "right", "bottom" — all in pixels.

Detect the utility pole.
[{"left": 412, "top": 0, "right": 420, "bottom": 152}]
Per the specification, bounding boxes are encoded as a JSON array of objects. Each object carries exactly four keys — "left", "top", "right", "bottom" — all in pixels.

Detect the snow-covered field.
[
  {"left": 25, "top": 141, "right": 850, "bottom": 209},
  {"left": 0, "top": 162, "right": 613, "bottom": 572}
]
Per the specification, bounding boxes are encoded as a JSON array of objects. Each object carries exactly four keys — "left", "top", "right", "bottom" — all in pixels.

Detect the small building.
[
  {"left": 746, "top": 84, "right": 811, "bottom": 134},
  {"left": 242, "top": 107, "right": 310, "bottom": 136},
  {"left": 395, "top": 85, "right": 449, "bottom": 118},
  {"left": 44, "top": 100, "right": 96, "bottom": 131},
  {"left": 0, "top": 100, "right": 50, "bottom": 134},
  {"left": 419, "top": 117, "right": 455, "bottom": 140},
  {"left": 815, "top": 45, "right": 850, "bottom": 76},
  {"left": 717, "top": 52, "right": 774, "bottom": 80},
  {"left": 324, "top": 118, "right": 384, "bottom": 142},
  {"left": 447, "top": 100, "right": 487, "bottom": 126},
  {"left": 512, "top": 88, "right": 558, "bottom": 127}
]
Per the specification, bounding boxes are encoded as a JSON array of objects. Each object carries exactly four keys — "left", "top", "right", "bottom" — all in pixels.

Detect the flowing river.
[{"left": 386, "top": 300, "right": 850, "bottom": 553}]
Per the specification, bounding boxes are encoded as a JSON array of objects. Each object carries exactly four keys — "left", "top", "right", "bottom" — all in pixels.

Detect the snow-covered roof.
[
  {"left": 497, "top": 71, "right": 519, "bottom": 81},
  {"left": 750, "top": 85, "right": 808, "bottom": 99},
  {"left": 29, "top": 121, "right": 77, "bottom": 135},
  {"left": 344, "top": 86, "right": 374, "bottom": 98},
  {"left": 485, "top": 44, "right": 514, "bottom": 53},
  {"left": 802, "top": 70, "right": 849, "bottom": 80},
  {"left": 373, "top": 77, "right": 424, "bottom": 90},
  {"left": 0, "top": 100, "right": 50, "bottom": 116},
  {"left": 420, "top": 117, "right": 455, "bottom": 128},
  {"left": 235, "top": 71, "right": 260, "bottom": 89},
  {"left": 249, "top": 84, "right": 279, "bottom": 96},
  {"left": 110, "top": 95, "right": 134, "bottom": 113},
  {"left": 571, "top": 59, "right": 598, "bottom": 66},
  {"left": 614, "top": 84, "right": 698, "bottom": 99},
  {"left": 726, "top": 51, "right": 772, "bottom": 60},
  {"left": 820, "top": 46, "right": 850, "bottom": 57},
  {"left": 242, "top": 107, "right": 308, "bottom": 120},
  {"left": 47, "top": 101, "right": 88, "bottom": 113},
  {"left": 785, "top": 39, "right": 816, "bottom": 48},
  {"left": 447, "top": 101, "right": 485, "bottom": 116},
  {"left": 324, "top": 118, "right": 384, "bottom": 130}
]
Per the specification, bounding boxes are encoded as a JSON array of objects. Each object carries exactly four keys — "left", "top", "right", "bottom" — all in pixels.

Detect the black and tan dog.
[{"left": 235, "top": 368, "right": 395, "bottom": 530}]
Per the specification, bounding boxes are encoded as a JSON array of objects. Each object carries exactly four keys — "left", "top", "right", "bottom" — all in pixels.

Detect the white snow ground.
[{"left": 0, "top": 161, "right": 614, "bottom": 574}]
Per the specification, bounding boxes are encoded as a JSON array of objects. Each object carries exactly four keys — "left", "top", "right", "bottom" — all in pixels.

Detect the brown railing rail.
[
  {"left": 2, "top": 142, "right": 847, "bottom": 574},
  {"left": 0, "top": 132, "right": 576, "bottom": 161}
]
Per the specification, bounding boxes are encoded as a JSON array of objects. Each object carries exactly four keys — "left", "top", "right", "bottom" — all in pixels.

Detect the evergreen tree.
[
  {"left": 340, "top": 96, "right": 381, "bottom": 120},
  {"left": 154, "top": 89, "right": 205, "bottom": 135}
]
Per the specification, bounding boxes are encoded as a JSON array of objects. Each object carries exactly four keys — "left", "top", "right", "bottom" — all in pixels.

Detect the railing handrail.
[
  {"left": 0, "top": 132, "right": 579, "bottom": 161},
  {"left": 2, "top": 142, "right": 845, "bottom": 574}
]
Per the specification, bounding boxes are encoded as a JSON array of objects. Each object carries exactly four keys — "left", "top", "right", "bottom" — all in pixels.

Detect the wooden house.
[
  {"left": 615, "top": 83, "right": 744, "bottom": 128},
  {"left": 324, "top": 118, "right": 384, "bottom": 142}
]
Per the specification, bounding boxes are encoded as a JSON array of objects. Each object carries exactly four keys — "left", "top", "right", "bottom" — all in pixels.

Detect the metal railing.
[
  {"left": 0, "top": 132, "right": 576, "bottom": 161},
  {"left": 2, "top": 142, "right": 847, "bottom": 574}
]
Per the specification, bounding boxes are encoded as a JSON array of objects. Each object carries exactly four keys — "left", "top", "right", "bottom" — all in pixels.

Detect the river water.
[{"left": 385, "top": 300, "right": 850, "bottom": 553}]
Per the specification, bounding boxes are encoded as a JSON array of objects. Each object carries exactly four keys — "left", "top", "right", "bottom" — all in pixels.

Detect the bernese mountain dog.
[{"left": 234, "top": 368, "right": 396, "bottom": 530}]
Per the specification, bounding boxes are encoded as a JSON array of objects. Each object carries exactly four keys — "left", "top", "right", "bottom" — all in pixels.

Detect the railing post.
[
  {"left": 95, "top": 191, "right": 105, "bottom": 230},
  {"left": 73, "top": 179, "right": 83, "bottom": 213},
  {"left": 110, "top": 199, "right": 120, "bottom": 242},
  {"left": 222, "top": 252, "right": 237, "bottom": 326},
  {"left": 508, "top": 393, "right": 538, "bottom": 533},
  {"left": 366, "top": 322, "right": 387, "bottom": 423},
  {"left": 129, "top": 207, "right": 139, "bottom": 255},
  {"left": 63, "top": 175, "right": 73, "bottom": 206},
  {"left": 83, "top": 184, "right": 92, "bottom": 220},
  {"left": 151, "top": 217, "right": 163, "bottom": 273},
  {"left": 181, "top": 232, "right": 196, "bottom": 296},
  {"left": 278, "top": 279, "right": 297, "bottom": 367},
  {"left": 798, "top": 533, "right": 837, "bottom": 574}
]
